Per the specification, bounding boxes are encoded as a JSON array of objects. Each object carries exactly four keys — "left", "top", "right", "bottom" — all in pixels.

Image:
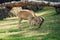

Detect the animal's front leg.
[
  {"left": 29, "top": 19, "right": 35, "bottom": 30},
  {"left": 29, "top": 19, "right": 31, "bottom": 25},
  {"left": 18, "top": 18, "right": 22, "bottom": 31}
]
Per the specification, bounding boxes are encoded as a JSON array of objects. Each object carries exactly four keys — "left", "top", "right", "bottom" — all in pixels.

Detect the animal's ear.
[{"left": 38, "top": 16, "right": 44, "bottom": 22}]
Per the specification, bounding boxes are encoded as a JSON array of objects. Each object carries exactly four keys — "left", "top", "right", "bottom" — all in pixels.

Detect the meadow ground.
[{"left": 0, "top": 7, "right": 60, "bottom": 40}]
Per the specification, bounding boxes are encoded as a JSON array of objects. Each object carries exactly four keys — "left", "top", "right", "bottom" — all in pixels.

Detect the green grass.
[
  {"left": 35, "top": 7, "right": 55, "bottom": 13},
  {"left": 42, "top": 33, "right": 60, "bottom": 40},
  {"left": 0, "top": 7, "right": 60, "bottom": 40}
]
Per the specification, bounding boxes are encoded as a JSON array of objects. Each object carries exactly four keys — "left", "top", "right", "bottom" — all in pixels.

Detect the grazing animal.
[
  {"left": 17, "top": 9, "right": 44, "bottom": 30},
  {"left": 30, "top": 16, "right": 44, "bottom": 28}
]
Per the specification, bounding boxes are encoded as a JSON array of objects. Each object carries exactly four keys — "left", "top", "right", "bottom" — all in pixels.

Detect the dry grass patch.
[
  {"left": 22, "top": 31, "right": 49, "bottom": 37},
  {"left": 36, "top": 10, "right": 55, "bottom": 16}
]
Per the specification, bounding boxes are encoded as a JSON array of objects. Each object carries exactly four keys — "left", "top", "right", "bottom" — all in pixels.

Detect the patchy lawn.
[{"left": 0, "top": 7, "right": 60, "bottom": 40}]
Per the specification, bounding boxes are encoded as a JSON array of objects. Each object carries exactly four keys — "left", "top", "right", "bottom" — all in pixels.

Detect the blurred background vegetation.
[{"left": 0, "top": 0, "right": 60, "bottom": 20}]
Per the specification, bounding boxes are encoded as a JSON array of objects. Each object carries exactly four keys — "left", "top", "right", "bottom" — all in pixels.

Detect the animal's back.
[{"left": 18, "top": 10, "right": 35, "bottom": 20}]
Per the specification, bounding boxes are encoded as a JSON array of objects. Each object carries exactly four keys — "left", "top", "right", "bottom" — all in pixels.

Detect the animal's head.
[
  {"left": 30, "top": 16, "right": 44, "bottom": 26},
  {"left": 30, "top": 16, "right": 40, "bottom": 26}
]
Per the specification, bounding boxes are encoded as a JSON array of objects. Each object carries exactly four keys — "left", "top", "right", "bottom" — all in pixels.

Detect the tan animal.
[
  {"left": 30, "top": 16, "right": 44, "bottom": 29},
  {"left": 17, "top": 9, "right": 44, "bottom": 30}
]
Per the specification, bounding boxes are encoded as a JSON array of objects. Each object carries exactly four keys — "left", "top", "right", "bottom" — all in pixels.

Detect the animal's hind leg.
[{"left": 18, "top": 18, "right": 22, "bottom": 31}]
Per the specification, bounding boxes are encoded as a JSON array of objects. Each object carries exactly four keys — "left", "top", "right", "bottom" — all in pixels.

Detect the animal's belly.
[{"left": 21, "top": 16, "right": 30, "bottom": 20}]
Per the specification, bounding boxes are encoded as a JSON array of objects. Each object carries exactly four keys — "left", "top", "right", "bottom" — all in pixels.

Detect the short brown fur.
[{"left": 17, "top": 9, "right": 44, "bottom": 30}]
